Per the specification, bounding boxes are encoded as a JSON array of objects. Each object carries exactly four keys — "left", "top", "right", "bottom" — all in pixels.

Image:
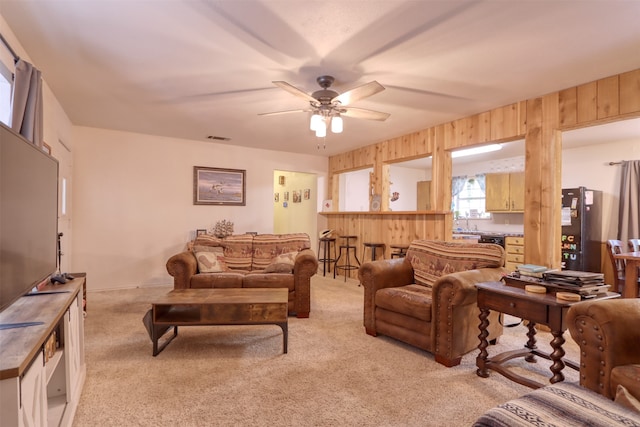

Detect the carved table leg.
[
  {"left": 549, "top": 330, "right": 566, "bottom": 383},
  {"left": 524, "top": 321, "right": 537, "bottom": 363},
  {"left": 476, "top": 307, "right": 490, "bottom": 377}
]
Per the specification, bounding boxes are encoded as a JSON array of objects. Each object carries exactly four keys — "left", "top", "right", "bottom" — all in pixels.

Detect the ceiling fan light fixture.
[
  {"left": 331, "top": 115, "right": 343, "bottom": 133},
  {"left": 310, "top": 113, "right": 322, "bottom": 131}
]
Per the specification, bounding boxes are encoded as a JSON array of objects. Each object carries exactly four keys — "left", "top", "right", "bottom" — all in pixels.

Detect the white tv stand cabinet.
[{"left": 0, "top": 276, "right": 86, "bottom": 427}]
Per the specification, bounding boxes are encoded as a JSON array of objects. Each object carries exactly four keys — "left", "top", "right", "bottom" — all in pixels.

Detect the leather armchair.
[
  {"left": 359, "top": 240, "right": 507, "bottom": 367},
  {"left": 567, "top": 298, "right": 640, "bottom": 400}
]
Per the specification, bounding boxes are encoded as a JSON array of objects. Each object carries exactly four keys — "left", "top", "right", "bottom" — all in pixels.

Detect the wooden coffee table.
[
  {"left": 149, "top": 288, "right": 288, "bottom": 356},
  {"left": 475, "top": 281, "right": 618, "bottom": 389}
]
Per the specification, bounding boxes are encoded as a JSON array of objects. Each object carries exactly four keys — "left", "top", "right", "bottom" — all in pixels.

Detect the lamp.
[
  {"left": 331, "top": 115, "right": 343, "bottom": 133},
  {"left": 310, "top": 113, "right": 322, "bottom": 131},
  {"left": 315, "top": 119, "right": 327, "bottom": 137}
]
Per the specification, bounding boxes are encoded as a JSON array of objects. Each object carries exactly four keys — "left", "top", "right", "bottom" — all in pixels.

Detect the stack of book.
[
  {"left": 541, "top": 270, "right": 609, "bottom": 297},
  {"left": 516, "top": 264, "right": 550, "bottom": 278}
]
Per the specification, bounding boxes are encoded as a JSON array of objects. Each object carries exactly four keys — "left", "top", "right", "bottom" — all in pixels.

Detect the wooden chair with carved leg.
[
  {"left": 606, "top": 240, "right": 626, "bottom": 294},
  {"left": 629, "top": 239, "right": 640, "bottom": 252}
]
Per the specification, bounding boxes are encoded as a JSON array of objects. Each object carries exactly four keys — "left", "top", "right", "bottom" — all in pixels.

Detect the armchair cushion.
[
  {"left": 615, "top": 385, "right": 640, "bottom": 414},
  {"left": 251, "top": 233, "right": 311, "bottom": 270},
  {"left": 612, "top": 365, "right": 640, "bottom": 403},
  {"left": 193, "top": 246, "right": 227, "bottom": 272},
  {"left": 376, "top": 284, "right": 432, "bottom": 322},
  {"left": 263, "top": 251, "right": 297, "bottom": 273},
  {"left": 406, "top": 240, "right": 505, "bottom": 288},
  {"left": 221, "top": 234, "right": 254, "bottom": 271}
]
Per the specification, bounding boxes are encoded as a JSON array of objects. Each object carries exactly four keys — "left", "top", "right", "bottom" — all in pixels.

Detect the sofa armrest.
[
  {"left": 432, "top": 267, "right": 508, "bottom": 366},
  {"left": 567, "top": 298, "right": 640, "bottom": 399},
  {"left": 292, "top": 248, "right": 318, "bottom": 318},
  {"left": 358, "top": 258, "right": 415, "bottom": 335},
  {"left": 166, "top": 251, "right": 198, "bottom": 289}
]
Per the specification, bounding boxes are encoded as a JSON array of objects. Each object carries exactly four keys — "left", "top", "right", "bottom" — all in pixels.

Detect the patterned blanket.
[{"left": 473, "top": 382, "right": 640, "bottom": 427}]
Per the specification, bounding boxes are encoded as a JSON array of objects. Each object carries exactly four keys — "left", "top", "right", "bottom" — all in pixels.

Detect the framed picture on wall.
[
  {"left": 274, "top": 193, "right": 280, "bottom": 202},
  {"left": 193, "top": 166, "right": 246, "bottom": 205},
  {"left": 196, "top": 229, "right": 207, "bottom": 236},
  {"left": 304, "top": 189, "right": 310, "bottom": 200}
]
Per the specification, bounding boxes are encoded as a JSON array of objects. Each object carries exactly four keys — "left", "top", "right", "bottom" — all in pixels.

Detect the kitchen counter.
[{"left": 453, "top": 230, "right": 524, "bottom": 238}]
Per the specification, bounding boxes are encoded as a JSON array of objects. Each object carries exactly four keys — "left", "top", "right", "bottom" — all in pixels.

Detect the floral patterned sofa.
[
  {"left": 358, "top": 239, "right": 507, "bottom": 367},
  {"left": 166, "top": 233, "right": 318, "bottom": 318}
]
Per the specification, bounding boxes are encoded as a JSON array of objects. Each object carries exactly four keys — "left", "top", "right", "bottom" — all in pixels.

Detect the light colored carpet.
[{"left": 73, "top": 275, "right": 579, "bottom": 426}]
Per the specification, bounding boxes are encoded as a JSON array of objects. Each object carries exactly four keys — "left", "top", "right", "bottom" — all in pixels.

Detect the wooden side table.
[{"left": 475, "top": 281, "right": 619, "bottom": 389}]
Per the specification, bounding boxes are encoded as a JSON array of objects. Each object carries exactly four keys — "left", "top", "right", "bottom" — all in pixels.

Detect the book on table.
[{"left": 542, "top": 270, "right": 605, "bottom": 286}]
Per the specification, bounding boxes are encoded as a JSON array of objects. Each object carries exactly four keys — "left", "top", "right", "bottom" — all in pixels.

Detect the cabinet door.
[
  {"left": 64, "top": 296, "right": 82, "bottom": 402},
  {"left": 416, "top": 181, "right": 431, "bottom": 210},
  {"left": 509, "top": 172, "right": 525, "bottom": 211},
  {"left": 485, "top": 173, "right": 510, "bottom": 212}
]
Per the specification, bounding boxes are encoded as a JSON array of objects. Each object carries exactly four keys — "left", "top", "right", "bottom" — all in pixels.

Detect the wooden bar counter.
[{"left": 321, "top": 211, "right": 453, "bottom": 277}]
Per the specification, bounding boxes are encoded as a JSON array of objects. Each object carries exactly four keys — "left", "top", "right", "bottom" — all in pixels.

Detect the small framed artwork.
[
  {"left": 293, "top": 190, "right": 302, "bottom": 203},
  {"left": 194, "top": 166, "right": 246, "bottom": 206},
  {"left": 303, "top": 189, "right": 311, "bottom": 200},
  {"left": 284, "top": 191, "right": 289, "bottom": 201},
  {"left": 196, "top": 229, "right": 207, "bottom": 236},
  {"left": 274, "top": 193, "right": 280, "bottom": 202}
]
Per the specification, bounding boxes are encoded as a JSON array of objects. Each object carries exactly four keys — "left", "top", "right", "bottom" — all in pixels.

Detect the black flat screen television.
[{"left": 0, "top": 122, "right": 59, "bottom": 313}]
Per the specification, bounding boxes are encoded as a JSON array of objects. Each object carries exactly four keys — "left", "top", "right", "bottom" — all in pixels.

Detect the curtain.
[
  {"left": 10, "top": 59, "right": 43, "bottom": 148},
  {"left": 452, "top": 176, "right": 467, "bottom": 197},
  {"left": 451, "top": 175, "right": 467, "bottom": 212},
  {"left": 476, "top": 173, "right": 486, "bottom": 193},
  {"left": 617, "top": 160, "right": 640, "bottom": 243}
]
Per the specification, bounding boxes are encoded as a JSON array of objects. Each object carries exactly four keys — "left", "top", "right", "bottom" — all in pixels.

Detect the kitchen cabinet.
[
  {"left": 485, "top": 172, "right": 525, "bottom": 212},
  {"left": 505, "top": 236, "right": 525, "bottom": 272},
  {"left": 417, "top": 180, "right": 431, "bottom": 210},
  {"left": 0, "top": 277, "right": 85, "bottom": 427}
]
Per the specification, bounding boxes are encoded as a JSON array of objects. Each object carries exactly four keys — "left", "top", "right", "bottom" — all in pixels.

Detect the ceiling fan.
[{"left": 259, "top": 75, "right": 390, "bottom": 138}]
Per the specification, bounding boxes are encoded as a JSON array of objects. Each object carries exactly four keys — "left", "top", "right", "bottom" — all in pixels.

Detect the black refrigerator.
[{"left": 561, "top": 187, "right": 603, "bottom": 272}]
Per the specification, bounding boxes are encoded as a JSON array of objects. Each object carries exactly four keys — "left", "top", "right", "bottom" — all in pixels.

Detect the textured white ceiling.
[{"left": 1, "top": 0, "right": 639, "bottom": 157}]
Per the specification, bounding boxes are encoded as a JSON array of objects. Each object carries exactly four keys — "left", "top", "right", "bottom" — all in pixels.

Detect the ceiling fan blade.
[
  {"left": 258, "top": 108, "right": 310, "bottom": 117},
  {"left": 273, "top": 81, "right": 317, "bottom": 103},
  {"left": 333, "top": 81, "right": 385, "bottom": 106},
  {"left": 341, "top": 107, "right": 390, "bottom": 121}
]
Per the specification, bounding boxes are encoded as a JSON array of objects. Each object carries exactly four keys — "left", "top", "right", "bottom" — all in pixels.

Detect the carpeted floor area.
[{"left": 72, "top": 275, "right": 580, "bottom": 426}]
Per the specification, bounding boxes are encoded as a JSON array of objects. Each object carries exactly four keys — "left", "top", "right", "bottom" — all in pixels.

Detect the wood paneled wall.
[{"left": 326, "top": 68, "right": 640, "bottom": 269}]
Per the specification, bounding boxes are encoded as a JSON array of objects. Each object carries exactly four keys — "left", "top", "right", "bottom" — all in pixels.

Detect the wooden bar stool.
[
  {"left": 317, "top": 237, "right": 337, "bottom": 276},
  {"left": 363, "top": 242, "right": 385, "bottom": 262},
  {"left": 334, "top": 235, "right": 361, "bottom": 281},
  {"left": 390, "top": 244, "right": 409, "bottom": 258}
]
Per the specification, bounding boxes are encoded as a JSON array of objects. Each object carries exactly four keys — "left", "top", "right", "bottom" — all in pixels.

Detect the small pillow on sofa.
[
  {"left": 264, "top": 251, "right": 297, "bottom": 273},
  {"left": 615, "top": 385, "right": 640, "bottom": 414},
  {"left": 194, "top": 247, "right": 227, "bottom": 273}
]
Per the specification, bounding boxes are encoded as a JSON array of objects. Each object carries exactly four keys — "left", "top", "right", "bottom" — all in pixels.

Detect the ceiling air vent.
[{"left": 207, "top": 135, "right": 231, "bottom": 141}]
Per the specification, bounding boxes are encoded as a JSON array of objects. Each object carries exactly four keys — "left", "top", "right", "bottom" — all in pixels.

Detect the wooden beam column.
[{"left": 524, "top": 94, "right": 562, "bottom": 268}]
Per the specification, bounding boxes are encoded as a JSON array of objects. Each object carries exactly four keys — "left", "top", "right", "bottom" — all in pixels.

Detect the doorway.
[{"left": 273, "top": 170, "right": 318, "bottom": 248}]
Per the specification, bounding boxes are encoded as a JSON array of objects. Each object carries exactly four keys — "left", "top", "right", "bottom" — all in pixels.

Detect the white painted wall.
[
  {"left": 338, "top": 168, "right": 372, "bottom": 211},
  {"left": 389, "top": 165, "right": 428, "bottom": 211},
  {"left": 71, "top": 126, "right": 327, "bottom": 290}
]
